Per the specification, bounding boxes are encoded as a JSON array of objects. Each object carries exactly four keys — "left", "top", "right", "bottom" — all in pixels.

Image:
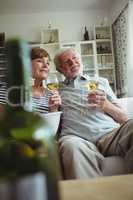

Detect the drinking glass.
[
  {"left": 81, "top": 73, "right": 99, "bottom": 107},
  {"left": 84, "top": 74, "right": 99, "bottom": 91},
  {"left": 46, "top": 74, "right": 59, "bottom": 91},
  {"left": 46, "top": 74, "right": 59, "bottom": 112}
]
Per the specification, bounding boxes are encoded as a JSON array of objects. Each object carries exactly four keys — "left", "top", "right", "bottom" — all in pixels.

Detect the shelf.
[
  {"left": 41, "top": 29, "right": 59, "bottom": 44},
  {"left": 96, "top": 42, "right": 112, "bottom": 54},
  {"left": 95, "top": 26, "right": 111, "bottom": 40},
  {"left": 61, "top": 42, "right": 77, "bottom": 46},
  {"left": 96, "top": 39, "right": 111, "bottom": 42},
  {"left": 98, "top": 67, "right": 114, "bottom": 70},
  {"left": 97, "top": 53, "right": 112, "bottom": 56},
  {"left": 80, "top": 43, "right": 93, "bottom": 55},
  {"left": 95, "top": 25, "right": 116, "bottom": 92},
  {"left": 81, "top": 55, "right": 94, "bottom": 57},
  {"left": 42, "top": 42, "right": 59, "bottom": 46},
  {"left": 80, "top": 40, "right": 94, "bottom": 44},
  {"left": 83, "top": 68, "right": 95, "bottom": 71}
]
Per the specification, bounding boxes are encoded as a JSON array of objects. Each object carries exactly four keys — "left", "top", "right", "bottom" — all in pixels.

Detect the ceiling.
[{"left": 0, "top": 0, "right": 114, "bottom": 14}]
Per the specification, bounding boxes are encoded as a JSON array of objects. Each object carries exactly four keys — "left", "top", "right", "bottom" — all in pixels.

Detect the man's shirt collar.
[{"left": 64, "top": 75, "right": 88, "bottom": 86}]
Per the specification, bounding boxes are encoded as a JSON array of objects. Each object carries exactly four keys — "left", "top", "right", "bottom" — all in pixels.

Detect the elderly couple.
[{"left": 1, "top": 47, "right": 133, "bottom": 179}]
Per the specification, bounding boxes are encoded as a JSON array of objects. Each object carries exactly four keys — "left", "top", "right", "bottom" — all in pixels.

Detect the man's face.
[{"left": 58, "top": 49, "right": 82, "bottom": 79}]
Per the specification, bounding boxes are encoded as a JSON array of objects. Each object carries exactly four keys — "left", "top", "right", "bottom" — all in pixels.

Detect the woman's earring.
[{"left": 32, "top": 78, "right": 35, "bottom": 86}]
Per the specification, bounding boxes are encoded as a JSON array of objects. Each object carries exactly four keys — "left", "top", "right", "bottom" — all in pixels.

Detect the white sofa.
[
  {"left": 39, "top": 111, "right": 62, "bottom": 137},
  {"left": 117, "top": 97, "right": 133, "bottom": 120},
  {"left": 102, "top": 97, "right": 133, "bottom": 176}
]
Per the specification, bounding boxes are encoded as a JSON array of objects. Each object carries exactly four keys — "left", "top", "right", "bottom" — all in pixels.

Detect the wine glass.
[
  {"left": 82, "top": 73, "right": 99, "bottom": 91},
  {"left": 46, "top": 73, "right": 59, "bottom": 91},
  {"left": 87, "top": 73, "right": 99, "bottom": 91},
  {"left": 81, "top": 73, "right": 99, "bottom": 107}
]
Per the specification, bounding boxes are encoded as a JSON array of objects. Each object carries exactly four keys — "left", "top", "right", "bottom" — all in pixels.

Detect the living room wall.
[
  {"left": 110, "top": 0, "right": 128, "bottom": 22},
  {"left": 0, "top": 0, "right": 128, "bottom": 43},
  {"left": 0, "top": 9, "right": 110, "bottom": 43}
]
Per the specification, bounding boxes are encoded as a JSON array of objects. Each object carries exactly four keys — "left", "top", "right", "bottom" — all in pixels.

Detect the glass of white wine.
[
  {"left": 88, "top": 73, "right": 99, "bottom": 91},
  {"left": 82, "top": 73, "right": 99, "bottom": 107},
  {"left": 46, "top": 73, "right": 59, "bottom": 91}
]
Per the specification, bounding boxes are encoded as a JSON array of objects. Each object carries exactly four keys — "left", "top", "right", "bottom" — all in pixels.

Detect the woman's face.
[{"left": 32, "top": 57, "right": 50, "bottom": 81}]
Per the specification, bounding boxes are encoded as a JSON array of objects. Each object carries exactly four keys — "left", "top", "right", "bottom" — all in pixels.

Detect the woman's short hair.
[{"left": 30, "top": 47, "right": 51, "bottom": 61}]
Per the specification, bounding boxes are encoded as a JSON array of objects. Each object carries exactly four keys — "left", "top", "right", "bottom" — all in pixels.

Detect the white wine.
[
  {"left": 83, "top": 81, "right": 99, "bottom": 91},
  {"left": 0, "top": 39, "right": 61, "bottom": 200},
  {"left": 88, "top": 80, "right": 99, "bottom": 90},
  {"left": 47, "top": 83, "right": 59, "bottom": 90}
]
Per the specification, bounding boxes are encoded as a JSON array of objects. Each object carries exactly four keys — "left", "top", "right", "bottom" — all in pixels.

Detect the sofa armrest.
[{"left": 117, "top": 97, "right": 133, "bottom": 119}]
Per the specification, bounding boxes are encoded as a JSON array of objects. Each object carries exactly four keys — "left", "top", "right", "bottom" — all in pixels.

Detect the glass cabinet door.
[{"left": 80, "top": 41, "right": 97, "bottom": 76}]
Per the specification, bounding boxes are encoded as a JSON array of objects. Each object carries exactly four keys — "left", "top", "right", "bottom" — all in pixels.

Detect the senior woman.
[{"left": 31, "top": 47, "right": 61, "bottom": 114}]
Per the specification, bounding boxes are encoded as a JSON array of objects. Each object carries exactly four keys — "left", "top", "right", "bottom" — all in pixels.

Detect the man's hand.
[
  {"left": 87, "top": 90, "right": 128, "bottom": 124},
  {"left": 49, "top": 90, "right": 61, "bottom": 112},
  {"left": 87, "top": 90, "right": 106, "bottom": 109}
]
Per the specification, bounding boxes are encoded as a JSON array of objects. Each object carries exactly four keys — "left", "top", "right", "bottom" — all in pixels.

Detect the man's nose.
[{"left": 69, "top": 59, "right": 75, "bottom": 66}]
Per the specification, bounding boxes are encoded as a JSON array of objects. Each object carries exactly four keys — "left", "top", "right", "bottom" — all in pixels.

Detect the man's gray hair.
[{"left": 54, "top": 48, "right": 81, "bottom": 72}]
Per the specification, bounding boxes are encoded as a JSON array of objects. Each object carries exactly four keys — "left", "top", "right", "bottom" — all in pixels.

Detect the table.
[{"left": 59, "top": 174, "right": 133, "bottom": 200}]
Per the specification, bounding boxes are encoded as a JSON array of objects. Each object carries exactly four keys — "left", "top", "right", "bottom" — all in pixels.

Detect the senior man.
[{"left": 54, "top": 48, "right": 133, "bottom": 179}]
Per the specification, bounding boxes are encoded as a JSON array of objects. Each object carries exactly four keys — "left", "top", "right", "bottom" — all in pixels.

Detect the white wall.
[
  {"left": 0, "top": 0, "right": 129, "bottom": 42},
  {"left": 110, "top": 0, "right": 128, "bottom": 23},
  {"left": 0, "top": 9, "right": 110, "bottom": 43}
]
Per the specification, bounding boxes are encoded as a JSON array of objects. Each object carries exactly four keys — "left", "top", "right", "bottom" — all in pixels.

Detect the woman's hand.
[
  {"left": 87, "top": 90, "right": 106, "bottom": 109},
  {"left": 49, "top": 90, "right": 61, "bottom": 112}
]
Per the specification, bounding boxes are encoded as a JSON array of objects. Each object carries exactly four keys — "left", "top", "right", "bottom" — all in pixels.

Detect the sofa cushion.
[
  {"left": 102, "top": 156, "right": 126, "bottom": 176},
  {"left": 118, "top": 97, "right": 133, "bottom": 119}
]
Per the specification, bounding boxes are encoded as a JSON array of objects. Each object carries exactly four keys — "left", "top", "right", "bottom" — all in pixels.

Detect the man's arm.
[
  {"left": 87, "top": 79, "right": 128, "bottom": 124},
  {"left": 102, "top": 99, "right": 128, "bottom": 124},
  {"left": 98, "top": 78, "right": 128, "bottom": 124}
]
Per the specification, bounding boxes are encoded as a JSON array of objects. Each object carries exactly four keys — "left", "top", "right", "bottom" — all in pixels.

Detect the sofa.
[
  {"left": 59, "top": 97, "right": 133, "bottom": 178},
  {"left": 102, "top": 97, "right": 133, "bottom": 176}
]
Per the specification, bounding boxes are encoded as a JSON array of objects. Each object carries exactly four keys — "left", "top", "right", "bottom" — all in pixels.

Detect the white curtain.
[{"left": 127, "top": 0, "right": 133, "bottom": 96}]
